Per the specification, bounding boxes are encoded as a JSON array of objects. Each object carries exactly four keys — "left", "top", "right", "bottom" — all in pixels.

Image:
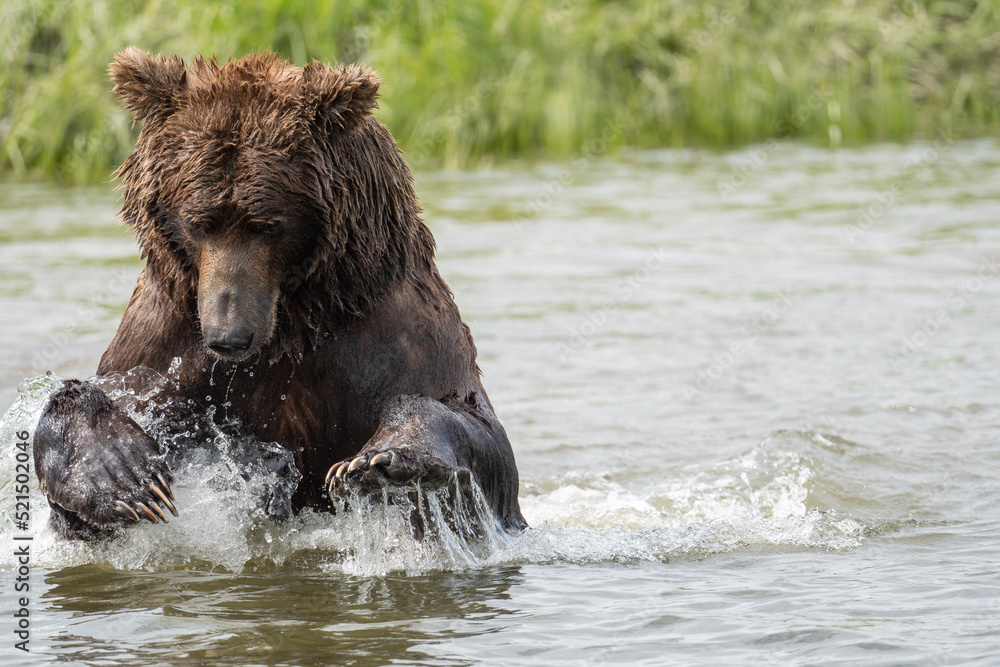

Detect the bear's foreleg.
[
  {"left": 33, "top": 380, "right": 177, "bottom": 539},
  {"left": 325, "top": 393, "right": 526, "bottom": 531}
]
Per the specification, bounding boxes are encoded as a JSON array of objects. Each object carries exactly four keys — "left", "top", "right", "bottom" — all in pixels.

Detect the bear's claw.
[
  {"left": 150, "top": 483, "right": 178, "bottom": 516},
  {"left": 325, "top": 451, "right": 397, "bottom": 487},
  {"left": 134, "top": 501, "right": 162, "bottom": 524},
  {"left": 102, "top": 469, "right": 178, "bottom": 528},
  {"left": 369, "top": 451, "right": 393, "bottom": 467},
  {"left": 95, "top": 461, "right": 178, "bottom": 527},
  {"left": 116, "top": 492, "right": 177, "bottom": 525},
  {"left": 325, "top": 449, "right": 456, "bottom": 499},
  {"left": 156, "top": 473, "right": 176, "bottom": 501},
  {"left": 34, "top": 379, "right": 182, "bottom": 538},
  {"left": 325, "top": 451, "right": 396, "bottom": 494},
  {"left": 115, "top": 501, "right": 141, "bottom": 522}
]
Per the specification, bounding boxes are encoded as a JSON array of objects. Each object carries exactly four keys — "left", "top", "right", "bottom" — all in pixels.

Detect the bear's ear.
[
  {"left": 110, "top": 46, "right": 187, "bottom": 124},
  {"left": 300, "top": 62, "right": 380, "bottom": 133}
]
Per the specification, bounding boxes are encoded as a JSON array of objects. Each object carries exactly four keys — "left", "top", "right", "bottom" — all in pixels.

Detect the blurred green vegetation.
[{"left": 2, "top": 0, "right": 999, "bottom": 182}]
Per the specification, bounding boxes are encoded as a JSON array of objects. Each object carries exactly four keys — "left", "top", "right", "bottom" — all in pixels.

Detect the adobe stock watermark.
[
  {"left": 2, "top": 0, "right": 56, "bottom": 63},
  {"left": 876, "top": 7, "right": 912, "bottom": 38},
  {"left": 11, "top": 428, "right": 33, "bottom": 653},
  {"left": 683, "top": 289, "right": 797, "bottom": 398},
  {"left": 886, "top": 253, "right": 999, "bottom": 370},
  {"left": 558, "top": 245, "right": 672, "bottom": 360},
  {"left": 27, "top": 269, "right": 134, "bottom": 373},
  {"left": 62, "top": 115, "right": 132, "bottom": 179},
  {"left": 717, "top": 138, "right": 779, "bottom": 202},
  {"left": 689, "top": 2, "right": 748, "bottom": 52},
  {"left": 717, "top": 89, "right": 827, "bottom": 201},
  {"left": 339, "top": 0, "right": 404, "bottom": 64},
  {"left": 843, "top": 130, "right": 954, "bottom": 244},
  {"left": 513, "top": 117, "right": 623, "bottom": 233},
  {"left": 406, "top": 73, "right": 499, "bottom": 169},
  {"left": 546, "top": 0, "right": 584, "bottom": 25}
]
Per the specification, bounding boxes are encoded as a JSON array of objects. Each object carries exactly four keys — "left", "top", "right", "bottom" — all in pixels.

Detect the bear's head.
[{"left": 110, "top": 47, "right": 429, "bottom": 363}]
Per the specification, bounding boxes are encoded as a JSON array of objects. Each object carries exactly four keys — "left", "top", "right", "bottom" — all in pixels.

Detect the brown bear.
[{"left": 32, "top": 47, "right": 526, "bottom": 539}]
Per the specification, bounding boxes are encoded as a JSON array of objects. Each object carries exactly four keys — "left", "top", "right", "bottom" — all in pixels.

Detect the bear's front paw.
[
  {"left": 34, "top": 380, "right": 179, "bottom": 539},
  {"left": 325, "top": 449, "right": 463, "bottom": 498}
]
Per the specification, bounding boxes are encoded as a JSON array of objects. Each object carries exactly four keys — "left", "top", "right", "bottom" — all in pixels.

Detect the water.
[{"left": 1, "top": 141, "right": 999, "bottom": 665}]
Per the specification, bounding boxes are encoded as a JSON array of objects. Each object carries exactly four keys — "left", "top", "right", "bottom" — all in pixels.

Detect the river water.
[{"left": 0, "top": 141, "right": 998, "bottom": 665}]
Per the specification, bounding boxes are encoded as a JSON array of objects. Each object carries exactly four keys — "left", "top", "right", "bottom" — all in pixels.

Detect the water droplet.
[
  {"left": 280, "top": 394, "right": 286, "bottom": 401},
  {"left": 206, "top": 395, "right": 212, "bottom": 402},
  {"left": 168, "top": 356, "right": 182, "bottom": 375},
  {"left": 249, "top": 372, "right": 254, "bottom": 377}
]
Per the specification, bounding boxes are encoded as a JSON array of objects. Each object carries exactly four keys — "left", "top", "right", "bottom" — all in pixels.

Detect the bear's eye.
[{"left": 260, "top": 221, "right": 284, "bottom": 237}]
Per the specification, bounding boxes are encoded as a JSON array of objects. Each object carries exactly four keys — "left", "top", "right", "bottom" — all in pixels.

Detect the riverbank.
[{"left": 2, "top": 0, "right": 999, "bottom": 182}]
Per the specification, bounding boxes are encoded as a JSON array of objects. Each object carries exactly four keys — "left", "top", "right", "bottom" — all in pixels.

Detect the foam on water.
[
  {"left": 514, "top": 442, "right": 868, "bottom": 564},
  {"left": 1, "top": 373, "right": 873, "bottom": 577}
]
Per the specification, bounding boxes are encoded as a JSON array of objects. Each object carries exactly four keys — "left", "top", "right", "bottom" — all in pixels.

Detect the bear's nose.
[{"left": 205, "top": 328, "right": 254, "bottom": 359}]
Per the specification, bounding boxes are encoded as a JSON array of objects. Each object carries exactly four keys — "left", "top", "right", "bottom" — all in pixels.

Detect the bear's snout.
[
  {"left": 198, "top": 284, "right": 276, "bottom": 360},
  {"left": 204, "top": 326, "right": 255, "bottom": 359},
  {"left": 196, "top": 244, "right": 278, "bottom": 361}
]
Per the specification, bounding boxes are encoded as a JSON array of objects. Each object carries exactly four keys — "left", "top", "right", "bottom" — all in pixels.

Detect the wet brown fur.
[{"left": 87, "top": 48, "right": 524, "bottom": 526}]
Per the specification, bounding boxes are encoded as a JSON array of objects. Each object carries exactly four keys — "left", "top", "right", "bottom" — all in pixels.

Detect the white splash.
[{"left": 0, "top": 374, "right": 870, "bottom": 577}]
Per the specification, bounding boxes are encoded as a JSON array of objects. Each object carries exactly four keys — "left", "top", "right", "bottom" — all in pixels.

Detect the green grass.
[{"left": 2, "top": 0, "right": 999, "bottom": 182}]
